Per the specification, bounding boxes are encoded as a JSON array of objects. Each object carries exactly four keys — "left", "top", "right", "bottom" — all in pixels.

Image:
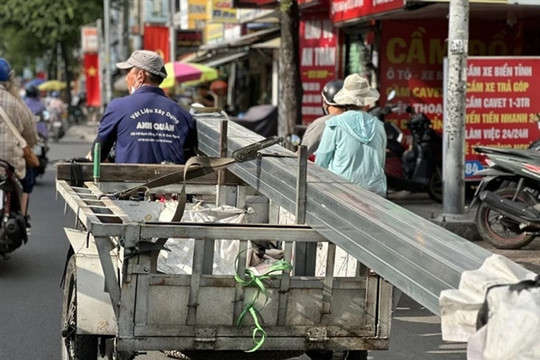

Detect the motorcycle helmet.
[
  {"left": 0, "top": 58, "right": 12, "bottom": 82},
  {"left": 321, "top": 79, "right": 344, "bottom": 106},
  {"left": 25, "top": 85, "right": 39, "bottom": 98}
]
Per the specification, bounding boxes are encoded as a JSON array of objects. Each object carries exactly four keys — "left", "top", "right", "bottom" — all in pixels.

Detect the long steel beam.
[{"left": 195, "top": 116, "right": 493, "bottom": 316}]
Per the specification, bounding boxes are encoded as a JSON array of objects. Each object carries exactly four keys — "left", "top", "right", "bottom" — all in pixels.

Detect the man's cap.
[
  {"left": 116, "top": 50, "right": 167, "bottom": 78},
  {"left": 333, "top": 74, "right": 380, "bottom": 107}
]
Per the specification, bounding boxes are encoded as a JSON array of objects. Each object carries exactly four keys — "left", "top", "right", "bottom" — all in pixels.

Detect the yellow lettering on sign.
[
  {"left": 386, "top": 38, "right": 406, "bottom": 64},
  {"left": 407, "top": 39, "right": 426, "bottom": 64}
]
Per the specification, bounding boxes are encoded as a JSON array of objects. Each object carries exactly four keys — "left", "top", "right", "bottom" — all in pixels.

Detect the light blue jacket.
[{"left": 315, "top": 110, "right": 387, "bottom": 196}]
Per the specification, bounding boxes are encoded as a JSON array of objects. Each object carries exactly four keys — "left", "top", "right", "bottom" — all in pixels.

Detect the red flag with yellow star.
[
  {"left": 143, "top": 26, "right": 170, "bottom": 62},
  {"left": 84, "top": 53, "right": 100, "bottom": 107}
]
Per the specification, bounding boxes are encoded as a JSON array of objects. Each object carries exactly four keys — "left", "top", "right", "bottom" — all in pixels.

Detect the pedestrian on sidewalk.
[
  {"left": 300, "top": 79, "right": 344, "bottom": 158},
  {"left": 315, "top": 74, "right": 387, "bottom": 197}
]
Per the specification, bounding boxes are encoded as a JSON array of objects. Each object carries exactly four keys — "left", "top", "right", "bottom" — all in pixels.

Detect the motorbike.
[
  {"left": 68, "top": 92, "right": 86, "bottom": 125},
  {"left": 370, "top": 91, "right": 443, "bottom": 202},
  {"left": 34, "top": 110, "right": 50, "bottom": 177},
  {"left": 0, "top": 159, "right": 29, "bottom": 259},
  {"left": 47, "top": 107, "right": 67, "bottom": 142},
  {"left": 469, "top": 146, "right": 540, "bottom": 249}
]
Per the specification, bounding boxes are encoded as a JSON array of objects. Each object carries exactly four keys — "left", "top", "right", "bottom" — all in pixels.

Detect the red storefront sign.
[
  {"left": 330, "top": 0, "right": 404, "bottom": 23},
  {"left": 465, "top": 57, "right": 540, "bottom": 177},
  {"left": 299, "top": 15, "right": 339, "bottom": 124},
  {"left": 177, "top": 30, "right": 203, "bottom": 47},
  {"left": 380, "top": 21, "right": 447, "bottom": 134},
  {"left": 379, "top": 20, "right": 538, "bottom": 179}
]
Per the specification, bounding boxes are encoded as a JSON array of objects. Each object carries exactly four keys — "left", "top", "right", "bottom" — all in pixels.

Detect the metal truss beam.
[{"left": 196, "top": 116, "right": 492, "bottom": 316}]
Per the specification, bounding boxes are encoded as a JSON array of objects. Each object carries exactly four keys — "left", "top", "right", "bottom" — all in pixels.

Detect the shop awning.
[
  {"left": 333, "top": 2, "right": 540, "bottom": 27},
  {"left": 202, "top": 51, "right": 249, "bottom": 67},
  {"left": 200, "top": 27, "right": 280, "bottom": 51},
  {"left": 252, "top": 37, "right": 280, "bottom": 49}
]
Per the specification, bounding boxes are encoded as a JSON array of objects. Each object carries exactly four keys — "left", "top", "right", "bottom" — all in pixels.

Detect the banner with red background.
[
  {"left": 84, "top": 53, "right": 100, "bottom": 107},
  {"left": 299, "top": 14, "right": 339, "bottom": 124},
  {"left": 143, "top": 26, "right": 170, "bottom": 62},
  {"left": 464, "top": 57, "right": 540, "bottom": 177},
  {"left": 379, "top": 20, "right": 538, "bottom": 178}
]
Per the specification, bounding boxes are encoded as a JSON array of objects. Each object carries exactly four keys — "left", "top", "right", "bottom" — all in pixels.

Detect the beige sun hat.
[{"left": 333, "top": 74, "right": 380, "bottom": 107}]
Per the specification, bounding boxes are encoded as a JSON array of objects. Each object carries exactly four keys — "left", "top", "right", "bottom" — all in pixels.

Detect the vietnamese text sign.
[
  {"left": 465, "top": 57, "right": 540, "bottom": 177},
  {"left": 299, "top": 16, "right": 338, "bottom": 124},
  {"left": 81, "top": 26, "right": 98, "bottom": 54},
  {"left": 379, "top": 21, "right": 538, "bottom": 178}
]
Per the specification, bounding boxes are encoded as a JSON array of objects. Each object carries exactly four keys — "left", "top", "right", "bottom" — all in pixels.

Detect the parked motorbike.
[
  {"left": 469, "top": 146, "right": 540, "bottom": 249},
  {"left": 0, "top": 159, "right": 29, "bottom": 258},
  {"left": 370, "top": 92, "right": 443, "bottom": 202}
]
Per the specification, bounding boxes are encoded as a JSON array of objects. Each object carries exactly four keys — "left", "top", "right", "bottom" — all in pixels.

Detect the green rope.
[{"left": 234, "top": 252, "right": 292, "bottom": 352}]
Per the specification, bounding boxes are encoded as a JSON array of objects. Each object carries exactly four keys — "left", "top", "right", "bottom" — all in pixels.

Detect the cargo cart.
[{"left": 55, "top": 129, "right": 392, "bottom": 360}]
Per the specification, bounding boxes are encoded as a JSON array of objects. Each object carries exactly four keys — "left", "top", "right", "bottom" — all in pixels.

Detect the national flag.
[
  {"left": 143, "top": 26, "right": 170, "bottom": 62},
  {"left": 84, "top": 53, "right": 101, "bottom": 107}
]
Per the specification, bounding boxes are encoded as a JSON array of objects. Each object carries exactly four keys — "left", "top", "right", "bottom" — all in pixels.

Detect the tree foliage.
[{"left": 0, "top": 0, "right": 102, "bottom": 83}]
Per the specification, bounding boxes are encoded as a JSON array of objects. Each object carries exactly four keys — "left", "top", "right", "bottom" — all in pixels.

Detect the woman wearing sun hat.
[{"left": 314, "top": 74, "right": 387, "bottom": 197}]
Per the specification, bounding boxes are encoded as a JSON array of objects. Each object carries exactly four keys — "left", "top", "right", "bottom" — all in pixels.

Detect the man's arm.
[
  {"left": 301, "top": 115, "right": 332, "bottom": 156},
  {"left": 86, "top": 101, "right": 119, "bottom": 161},
  {"left": 18, "top": 101, "right": 38, "bottom": 148},
  {"left": 183, "top": 114, "right": 199, "bottom": 160},
  {"left": 87, "top": 136, "right": 114, "bottom": 162}
]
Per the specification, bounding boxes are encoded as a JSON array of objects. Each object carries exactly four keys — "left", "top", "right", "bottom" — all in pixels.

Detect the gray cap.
[{"left": 116, "top": 50, "right": 167, "bottom": 78}]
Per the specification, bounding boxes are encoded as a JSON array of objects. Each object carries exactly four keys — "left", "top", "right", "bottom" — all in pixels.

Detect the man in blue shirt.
[{"left": 89, "top": 50, "right": 197, "bottom": 164}]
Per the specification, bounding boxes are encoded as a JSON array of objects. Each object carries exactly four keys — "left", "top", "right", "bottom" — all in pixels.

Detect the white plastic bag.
[
  {"left": 439, "top": 254, "right": 539, "bottom": 360},
  {"left": 157, "top": 202, "right": 248, "bottom": 275},
  {"left": 468, "top": 278, "right": 540, "bottom": 360},
  {"left": 440, "top": 254, "right": 536, "bottom": 342}
]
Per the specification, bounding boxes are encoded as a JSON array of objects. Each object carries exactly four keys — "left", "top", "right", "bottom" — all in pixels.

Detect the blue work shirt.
[
  {"left": 315, "top": 110, "right": 387, "bottom": 197},
  {"left": 96, "top": 86, "right": 197, "bottom": 164}
]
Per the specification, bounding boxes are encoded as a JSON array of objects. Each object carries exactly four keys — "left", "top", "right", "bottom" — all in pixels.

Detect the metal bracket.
[
  {"left": 307, "top": 327, "right": 329, "bottom": 342},
  {"left": 232, "top": 136, "right": 283, "bottom": 162},
  {"left": 194, "top": 328, "right": 217, "bottom": 349}
]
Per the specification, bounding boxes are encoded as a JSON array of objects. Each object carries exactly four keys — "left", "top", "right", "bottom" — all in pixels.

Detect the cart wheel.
[
  {"left": 340, "top": 350, "right": 368, "bottom": 360},
  {"left": 61, "top": 255, "right": 99, "bottom": 360},
  {"left": 306, "top": 350, "right": 368, "bottom": 360}
]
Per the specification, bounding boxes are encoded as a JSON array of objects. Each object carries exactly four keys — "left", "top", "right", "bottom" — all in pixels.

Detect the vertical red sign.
[
  {"left": 84, "top": 53, "right": 100, "bottom": 107},
  {"left": 299, "top": 15, "right": 338, "bottom": 124},
  {"left": 465, "top": 57, "right": 540, "bottom": 177},
  {"left": 143, "top": 26, "right": 170, "bottom": 62}
]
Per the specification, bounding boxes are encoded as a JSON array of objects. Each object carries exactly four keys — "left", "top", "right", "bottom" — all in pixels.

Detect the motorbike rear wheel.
[
  {"left": 476, "top": 187, "right": 537, "bottom": 249},
  {"left": 427, "top": 167, "right": 443, "bottom": 203}
]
